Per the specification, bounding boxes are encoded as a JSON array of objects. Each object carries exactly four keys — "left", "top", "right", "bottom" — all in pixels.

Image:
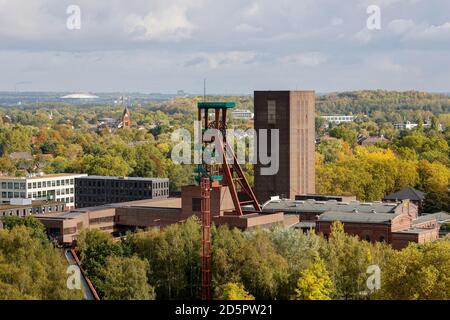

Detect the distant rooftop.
[
  {"left": 77, "top": 176, "right": 169, "bottom": 181},
  {"left": 0, "top": 173, "right": 86, "bottom": 180},
  {"left": 384, "top": 187, "right": 426, "bottom": 202},
  {"left": 61, "top": 93, "right": 99, "bottom": 99}
]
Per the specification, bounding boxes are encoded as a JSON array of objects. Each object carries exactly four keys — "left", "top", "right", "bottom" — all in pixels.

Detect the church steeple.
[{"left": 121, "top": 106, "right": 131, "bottom": 128}]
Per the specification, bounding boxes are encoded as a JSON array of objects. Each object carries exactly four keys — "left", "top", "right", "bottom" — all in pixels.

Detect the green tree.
[
  {"left": 323, "top": 222, "right": 372, "bottom": 300},
  {"left": 240, "top": 230, "right": 289, "bottom": 299},
  {"left": 102, "top": 255, "right": 155, "bottom": 300},
  {"left": 77, "top": 229, "right": 123, "bottom": 296},
  {"left": 376, "top": 240, "right": 450, "bottom": 300},
  {"left": 2, "top": 216, "right": 48, "bottom": 244},
  {"left": 329, "top": 124, "right": 358, "bottom": 146},
  {"left": 0, "top": 226, "right": 83, "bottom": 300}
]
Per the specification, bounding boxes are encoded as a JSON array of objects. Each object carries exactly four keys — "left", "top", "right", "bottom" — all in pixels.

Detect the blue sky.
[{"left": 1, "top": 0, "right": 450, "bottom": 93}]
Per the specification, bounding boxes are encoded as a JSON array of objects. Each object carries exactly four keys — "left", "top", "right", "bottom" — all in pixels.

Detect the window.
[
  {"left": 8, "top": 182, "right": 13, "bottom": 189},
  {"left": 267, "top": 100, "right": 276, "bottom": 124},
  {"left": 14, "top": 182, "right": 20, "bottom": 189},
  {"left": 192, "top": 198, "right": 201, "bottom": 212},
  {"left": 38, "top": 182, "right": 41, "bottom": 188},
  {"left": 42, "top": 181, "right": 46, "bottom": 188},
  {"left": 1, "top": 182, "right": 6, "bottom": 188},
  {"left": 33, "top": 182, "right": 36, "bottom": 188}
]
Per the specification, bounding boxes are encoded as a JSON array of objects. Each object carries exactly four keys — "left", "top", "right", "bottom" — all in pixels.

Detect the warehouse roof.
[
  {"left": 414, "top": 212, "right": 450, "bottom": 225},
  {"left": 318, "top": 211, "right": 399, "bottom": 224},
  {"left": 262, "top": 198, "right": 399, "bottom": 214}
]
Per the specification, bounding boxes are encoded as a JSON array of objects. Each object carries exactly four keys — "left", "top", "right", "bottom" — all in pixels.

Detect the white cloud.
[
  {"left": 377, "top": 57, "right": 404, "bottom": 73},
  {"left": 243, "top": 3, "right": 261, "bottom": 17},
  {"left": 354, "top": 28, "right": 373, "bottom": 43},
  {"left": 358, "top": 0, "right": 422, "bottom": 8},
  {"left": 235, "top": 23, "right": 262, "bottom": 33},
  {"left": 280, "top": 52, "right": 327, "bottom": 66},
  {"left": 124, "top": 1, "right": 202, "bottom": 41},
  {"left": 183, "top": 51, "right": 257, "bottom": 69},
  {"left": 331, "top": 18, "right": 344, "bottom": 27},
  {"left": 388, "top": 19, "right": 450, "bottom": 40},
  {"left": 0, "top": 0, "right": 61, "bottom": 39}
]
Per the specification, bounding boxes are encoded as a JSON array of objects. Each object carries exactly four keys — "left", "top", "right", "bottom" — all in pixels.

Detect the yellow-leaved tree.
[
  {"left": 291, "top": 258, "right": 333, "bottom": 300},
  {"left": 219, "top": 283, "right": 255, "bottom": 300}
]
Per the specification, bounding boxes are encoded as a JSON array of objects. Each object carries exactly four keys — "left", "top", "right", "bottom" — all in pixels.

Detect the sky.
[{"left": 1, "top": 0, "right": 450, "bottom": 94}]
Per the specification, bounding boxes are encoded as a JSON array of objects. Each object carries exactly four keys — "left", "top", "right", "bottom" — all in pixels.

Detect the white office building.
[
  {"left": 321, "top": 115, "right": 355, "bottom": 124},
  {"left": 232, "top": 109, "right": 254, "bottom": 120},
  {"left": 0, "top": 173, "right": 87, "bottom": 209}
]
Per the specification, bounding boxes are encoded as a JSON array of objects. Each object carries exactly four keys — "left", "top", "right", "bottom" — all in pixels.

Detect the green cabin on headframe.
[{"left": 197, "top": 102, "right": 236, "bottom": 109}]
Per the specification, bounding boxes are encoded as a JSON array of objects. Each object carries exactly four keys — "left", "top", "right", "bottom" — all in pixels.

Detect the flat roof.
[
  {"left": 0, "top": 173, "right": 86, "bottom": 180},
  {"left": 37, "top": 197, "right": 182, "bottom": 220},
  {"left": 414, "top": 212, "right": 450, "bottom": 224},
  {"left": 76, "top": 176, "right": 169, "bottom": 182},
  {"left": 0, "top": 201, "right": 61, "bottom": 210},
  {"left": 118, "top": 197, "right": 181, "bottom": 209},
  {"left": 396, "top": 228, "right": 436, "bottom": 235},
  {"left": 262, "top": 199, "right": 399, "bottom": 214},
  {"left": 318, "top": 211, "right": 399, "bottom": 224}
]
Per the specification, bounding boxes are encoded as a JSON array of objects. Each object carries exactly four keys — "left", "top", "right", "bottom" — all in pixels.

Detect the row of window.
[
  {"left": 0, "top": 182, "right": 26, "bottom": 190},
  {"left": 89, "top": 216, "right": 115, "bottom": 224},
  {"left": 27, "top": 179, "right": 74, "bottom": 189},
  {"left": 77, "top": 189, "right": 152, "bottom": 196},
  {"left": 322, "top": 116, "right": 354, "bottom": 121},
  {"left": 77, "top": 180, "right": 169, "bottom": 189},
  {"left": 24, "top": 188, "right": 74, "bottom": 199},
  {"left": 2, "top": 192, "right": 26, "bottom": 198},
  {"left": 56, "top": 197, "right": 74, "bottom": 203},
  {"left": 0, "top": 205, "right": 65, "bottom": 217}
]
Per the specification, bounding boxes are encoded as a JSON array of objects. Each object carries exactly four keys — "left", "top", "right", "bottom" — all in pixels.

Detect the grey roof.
[
  {"left": 384, "top": 187, "right": 425, "bottom": 201},
  {"left": 262, "top": 199, "right": 399, "bottom": 214},
  {"left": 318, "top": 211, "right": 399, "bottom": 224},
  {"left": 396, "top": 228, "right": 436, "bottom": 235},
  {"left": 76, "top": 176, "right": 168, "bottom": 182},
  {"left": 414, "top": 212, "right": 450, "bottom": 225},
  {"left": 293, "top": 221, "right": 316, "bottom": 229}
]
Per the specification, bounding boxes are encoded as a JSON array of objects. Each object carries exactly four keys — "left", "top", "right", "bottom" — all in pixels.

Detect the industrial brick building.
[
  {"left": 254, "top": 91, "right": 316, "bottom": 202},
  {"left": 261, "top": 197, "right": 448, "bottom": 249},
  {"left": 75, "top": 176, "right": 169, "bottom": 208}
]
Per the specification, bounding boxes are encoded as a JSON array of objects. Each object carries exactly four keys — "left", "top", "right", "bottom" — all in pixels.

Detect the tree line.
[{"left": 76, "top": 217, "right": 450, "bottom": 300}]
